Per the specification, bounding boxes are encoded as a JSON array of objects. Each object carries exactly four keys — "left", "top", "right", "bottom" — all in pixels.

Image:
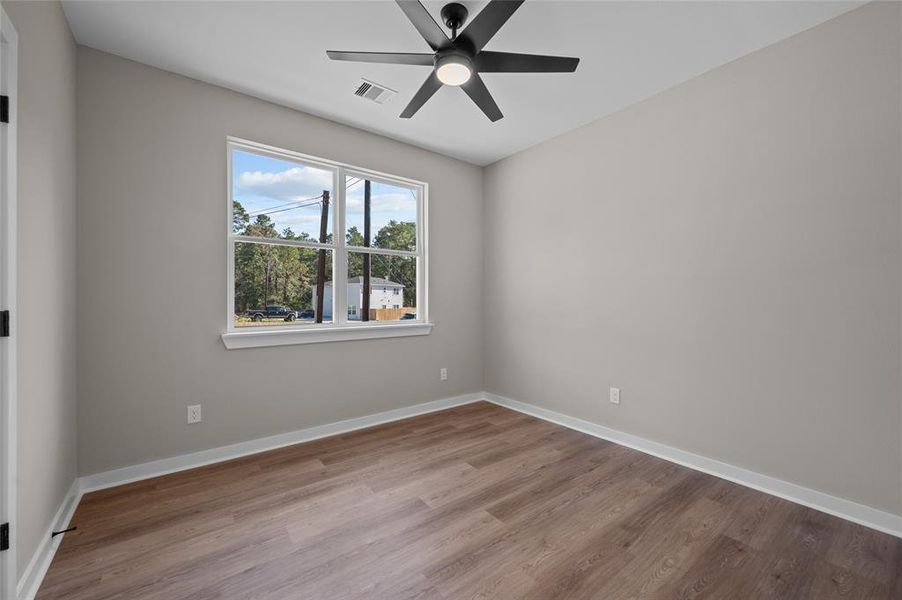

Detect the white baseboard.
[
  {"left": 17, "top": 479, "right": 82, "bottom": 600},
  {"left": 80, "top": 392, "right": 484, "bottom": 493},
  {"left": 18, "top": 389, "right": 900, "bottom": 600},
  {"left": 484, "top": 392, "right": 902, "bottom": 539}
]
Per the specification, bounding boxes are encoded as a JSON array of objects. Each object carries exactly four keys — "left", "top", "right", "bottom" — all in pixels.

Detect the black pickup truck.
[{"left": 247, "top": 305, "right": 299, "bottom": 322}]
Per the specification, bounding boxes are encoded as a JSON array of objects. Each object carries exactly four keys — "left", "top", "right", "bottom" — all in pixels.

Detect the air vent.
[{"left": 353, "top": 79, "right": 397, "bottom": 105}]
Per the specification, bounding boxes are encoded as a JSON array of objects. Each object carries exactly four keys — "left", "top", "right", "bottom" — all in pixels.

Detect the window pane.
[
  {"left": 234, "top": 242, "right": 333, "bottom": 327},
  {"left": 347, "top": 252, "right": 417, "bottom": 322},
  {"left": 232, "top": 149, "right": 334, "bottom": 242},
  {"left": 345, "top": 176, "right": 417, "bottom": 252}
]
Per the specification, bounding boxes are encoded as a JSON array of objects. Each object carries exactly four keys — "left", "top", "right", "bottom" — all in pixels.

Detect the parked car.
[
  {"left": 299, "top": 309, "right": 315, "bottom": 319},
  {"left": 247, "top": 305, "right": 298, "bottom": 322},
  {"left": 400, "top": 312, "right": 417, "bottom": 320}
]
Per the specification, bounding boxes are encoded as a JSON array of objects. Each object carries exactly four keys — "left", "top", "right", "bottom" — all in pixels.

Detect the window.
[{"left": 224, "top": 138, "right": 430, "bottom": 349}]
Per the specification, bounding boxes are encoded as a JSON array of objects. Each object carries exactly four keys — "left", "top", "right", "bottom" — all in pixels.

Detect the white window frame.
[{"left": 222, "top": 137, "right": 431, "bottom": 349}]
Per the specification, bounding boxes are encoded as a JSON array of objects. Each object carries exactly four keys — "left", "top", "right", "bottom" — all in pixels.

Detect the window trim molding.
[
  {"left": 222, "top": 322, "right": 433, "bottom": 349},
  {"left": 224, "top": 137, "right": 430, "bottom": 349}
]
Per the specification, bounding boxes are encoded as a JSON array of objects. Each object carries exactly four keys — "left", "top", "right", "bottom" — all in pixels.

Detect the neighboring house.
[{"left": 313, "top": 276, "right": 404, "bottom": 320}]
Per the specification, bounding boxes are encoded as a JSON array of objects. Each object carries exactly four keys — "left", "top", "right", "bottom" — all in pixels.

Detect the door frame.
[{"left": 0, "top": 5, "right": 18, "bottom": 598}]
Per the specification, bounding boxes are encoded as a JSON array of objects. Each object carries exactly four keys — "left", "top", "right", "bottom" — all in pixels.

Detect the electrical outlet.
[
  {"left": 609, "top": 387, "right": 621, "bottom": 405},
  {"left": 187, "top": 404, "right": 202, "bottom": 424},
  {"left": 440, "top": 367, "right": 448, "bottom": 381}
]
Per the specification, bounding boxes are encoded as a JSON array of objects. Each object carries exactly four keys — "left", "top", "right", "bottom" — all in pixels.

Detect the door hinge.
[
  {"left": 0, "top": 523, "right": 9, "bottom": 551},
  {"left": 0, "top": 95, "right": 8, "bottom": 124},
  {"left": 0, "top": 311, "right": 8, "bottom": 337}
]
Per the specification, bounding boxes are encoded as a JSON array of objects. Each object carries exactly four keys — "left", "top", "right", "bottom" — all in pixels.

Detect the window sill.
[{"left": 221, "top": 322, "right": 433, "bottom": 349}]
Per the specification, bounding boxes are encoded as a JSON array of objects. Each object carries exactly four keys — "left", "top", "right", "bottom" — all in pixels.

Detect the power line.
[
  {"left": 244, "top": 177, "right": 369, "bottom": 224},
  {"left": 248, "top": 177, "right": 363, "bottom": 218},
  {"left": 255, "top": 199, "right": 323, "bottom": 217},
  {"left": 248, "top": 194, "right": 323, "bottom": 216},
  {"left": 249, "top": 195, "right": 323, "bottom": 217}
]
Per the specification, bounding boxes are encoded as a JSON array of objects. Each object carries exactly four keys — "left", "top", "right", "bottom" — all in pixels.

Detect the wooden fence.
[{"left": 368, "top": 307, "right": 416, "bottom": 321}]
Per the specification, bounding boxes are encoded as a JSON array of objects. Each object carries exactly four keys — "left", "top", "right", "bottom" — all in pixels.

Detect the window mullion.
[
  {"left": 334, "top": 167, "right": 348, "bottom": 326},
  {"left": 233, "top": 235, "right": 334, "bottom": 251},
  {"left": 344, "top": 246, "right": 417, "bottom": 258}
]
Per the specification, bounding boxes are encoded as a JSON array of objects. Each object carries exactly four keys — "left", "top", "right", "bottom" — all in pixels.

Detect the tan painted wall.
[
  {"left": 483, "top": 1, "right": 902, "bottom": 515},
  {"left": 1, "top": 0, "right": 78, "bottom": 577},
  {"left": 75, "top": 48, "right": 484, "bottom": 475}
]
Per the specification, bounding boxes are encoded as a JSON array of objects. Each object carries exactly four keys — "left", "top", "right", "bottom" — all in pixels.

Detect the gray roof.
[{"left": 324, "top": 276, "right": 403, "bottom": 288}]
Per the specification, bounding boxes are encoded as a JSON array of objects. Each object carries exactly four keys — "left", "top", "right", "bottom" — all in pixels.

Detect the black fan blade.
[
  {"left": 395, "top": 1, "right": 449, "bottom": 51},
  {"left": 461, "top": 73, "right": 503, "bottom": 122},
  {"left": 460, "top": 0, "right": 525, "bottom": 52},
  {"left": 476, "top": 51, "right": 579, "bottom": 73},
  {"left": 326, "top": 51, "right": 434, "bottom": 66},
  {"left": 400, "top": 71, "right": 442, "bottom": 118}
]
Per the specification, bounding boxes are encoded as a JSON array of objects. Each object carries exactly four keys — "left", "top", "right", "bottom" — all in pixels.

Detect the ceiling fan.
[{"left": 327, "top": 0, "right": 580, "bottom": 122}]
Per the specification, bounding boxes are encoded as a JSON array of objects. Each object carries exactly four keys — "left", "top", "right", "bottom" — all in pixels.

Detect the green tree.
[
  {"left": 346, "top": 226, "right": 365, "bottom": 278},
  {"left": 232, "top": 200, "right": 249, "bottom": 234},
  {"left": 245, "top": 214, "right": 277, "bottom": 238},
  {"left": 372, "top": 221, "right": 417, "bottom": 307},
  {"left": 374, "top": 220, "right": 416, "bottom": 252}
]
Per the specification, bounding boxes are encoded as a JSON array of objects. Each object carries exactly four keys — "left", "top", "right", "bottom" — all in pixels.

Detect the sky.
[{"left": 232, "top": 149, "right": 417, "bottom": 242}]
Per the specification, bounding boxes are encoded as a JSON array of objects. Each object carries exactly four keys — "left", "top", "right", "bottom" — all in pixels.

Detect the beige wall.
[
  {"left": 1, "top": 0, "right": 78, "bottom": 577},
  {"left": 76, "top": 48, "right": 484, "bottom": 475},
  {"left": 484, "top": 1, "right": 902, "bottom": 516}
]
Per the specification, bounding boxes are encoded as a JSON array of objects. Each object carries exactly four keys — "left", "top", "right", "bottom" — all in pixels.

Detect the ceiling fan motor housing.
[{"left": 441, "top": 3, "right": 469, "bottom": 32}]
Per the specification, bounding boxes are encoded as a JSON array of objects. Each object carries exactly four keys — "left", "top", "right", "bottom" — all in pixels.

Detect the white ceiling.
[{"left": 62, "top": 1, "right": 861, "bottom": 166}]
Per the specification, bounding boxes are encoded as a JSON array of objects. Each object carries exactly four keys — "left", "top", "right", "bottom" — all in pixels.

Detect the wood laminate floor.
[{"left": 38, "top": 402, "right": 901, "bottom": 599}]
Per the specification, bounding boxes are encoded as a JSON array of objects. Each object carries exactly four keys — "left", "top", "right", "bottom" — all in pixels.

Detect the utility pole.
[
  {"left": 362, "top": 180, "right": 371, "bottom": 321},
  {"left": 263, "top": 255, "right": 270, "bottom": 308},
  {"left": 315, "top": 191, "right": 329, "bottom": 323}
]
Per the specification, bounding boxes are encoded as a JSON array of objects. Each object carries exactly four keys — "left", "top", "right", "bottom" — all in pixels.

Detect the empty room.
[{"left": 0, "top": 0, "right": 900, "bottom": 598}]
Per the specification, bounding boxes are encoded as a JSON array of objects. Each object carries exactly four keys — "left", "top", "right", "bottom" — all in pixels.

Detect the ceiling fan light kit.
[
  {"left": 327, "top": 0, "right": 580, "bottom": 122},
  {"left": 435, "top": 52, "right": 473, "bottom": 86}
]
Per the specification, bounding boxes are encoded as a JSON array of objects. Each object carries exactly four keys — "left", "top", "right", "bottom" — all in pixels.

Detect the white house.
[{"left": 313, "top": 276, "right": 404, "bottom": 320}]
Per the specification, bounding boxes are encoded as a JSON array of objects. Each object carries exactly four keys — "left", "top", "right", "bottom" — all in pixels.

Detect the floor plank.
[{"left": 37, "top": 402, "right": 902, "bottom": 599}]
